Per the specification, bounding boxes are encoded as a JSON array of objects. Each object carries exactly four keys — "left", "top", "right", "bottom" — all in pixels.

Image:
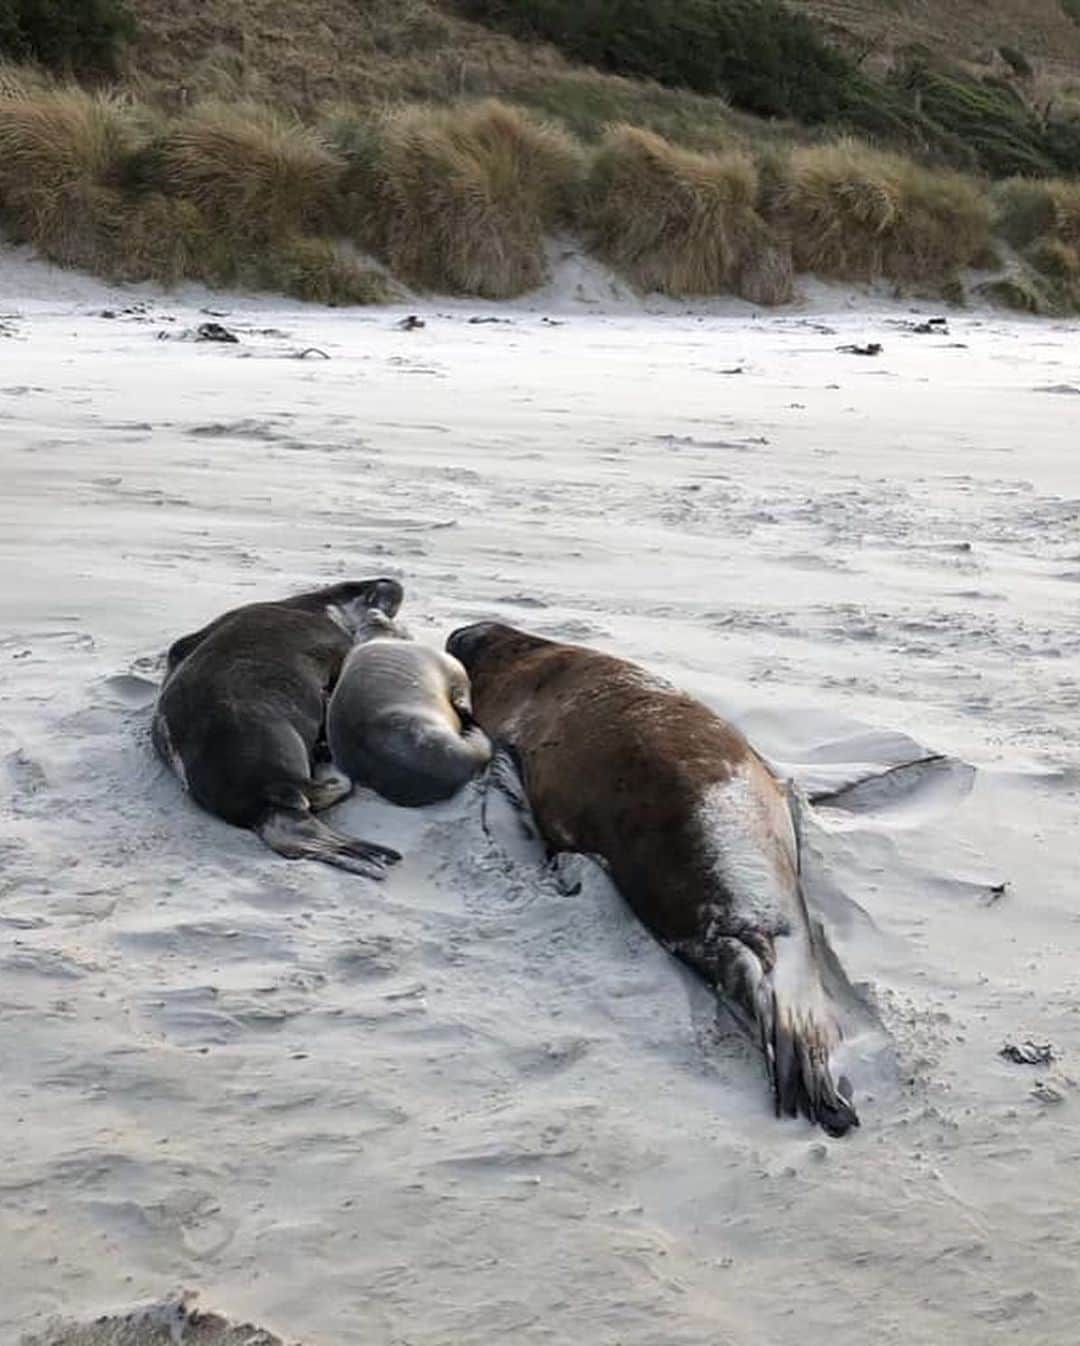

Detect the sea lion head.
[
  {"left": 445, "top": 621, "right": 546, "bottom": 675},
  {"left": 323, "top": 577, "right": 403, "bottom": 635},
  {"left": 445, "top": 622, "right": 555, "bottom": 724}
]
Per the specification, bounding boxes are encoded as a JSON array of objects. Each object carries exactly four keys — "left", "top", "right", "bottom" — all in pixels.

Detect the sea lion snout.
[
  {"left": 352, "top": 608, "right": 410, "bottom": 644},
  {"left": 362, "top": 577, "right": 404, "bottom": 616},
  {"left": 330, "top": 577, "right": 404, "bottom": 634}
]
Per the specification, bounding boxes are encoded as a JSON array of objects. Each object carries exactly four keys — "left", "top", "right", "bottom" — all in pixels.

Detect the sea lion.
[
  {"left": 153, "top": 579, "right": 405, "bottom": 876},
  {"left": 327, "top": 609, "right": 492, "bottom": 806},
  {"left": 446, "top": 621, "right": 859, "bottom": 1136}
]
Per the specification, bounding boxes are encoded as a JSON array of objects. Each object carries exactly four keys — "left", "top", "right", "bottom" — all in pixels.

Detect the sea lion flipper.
[
  {"left": 716, "top": 932, "right": 859, "bottom": 1136},
  {"left": 766, "top": 967, "right": 860, "bottom": 1136},
  {"left": 481, "top": 744, "right": 537, "bottom": 840},
  {"left": 257, "top": 807, "right": 401, "bottom": 879}
]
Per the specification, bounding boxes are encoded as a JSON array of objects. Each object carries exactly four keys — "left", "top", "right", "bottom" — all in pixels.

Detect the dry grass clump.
[
  {"left": 253, "top": 235, "right": 394, "bottom": 305},
  {"left": 0, "top": 60, "right": 54, "bottom": 99},
  {"left": 110, "top": 193, "right": 215, "bottom": 284},
  {"left": 0, "top": 87, "right": 136, "bottom": 269},
  {"left": 995, "top": 176, "right": 1080, "bottom": 249},
  {"left": 584, "top": 125, "right": 792, "bottom": 303},
  {"left": 156, "top": 102, "right": 344, "bottom": 241},
  {"left": 995, "top": 177, "right": 1080, "bottom": 309},
  {"left": 0, "top": 86, "right": 386, "bottom": 305},
  {"left": 364, "top": 99, "right": 585, "bottom": 298},
  {"left": 771, "top": 139, "right": 992, "bottom": 283}
]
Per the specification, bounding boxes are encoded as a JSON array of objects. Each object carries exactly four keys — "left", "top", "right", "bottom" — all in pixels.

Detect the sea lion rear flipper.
[
  {"left": 764, "top": 946, "right": 859, "bottom": 1138},
  {"left": 257, "top": 802, "right": 400, "bottom": 879},
  {"left": 713, "top": 934, "right": 859, "bottom": 1138}
]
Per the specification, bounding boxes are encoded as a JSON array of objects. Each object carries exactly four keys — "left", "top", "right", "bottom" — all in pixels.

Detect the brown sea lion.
[
  {"left": 445, "top": 621, "right": 859, "bottom": 1136},
  {"left": 153, "top": 579, "right": 404, "bottom": 876}
]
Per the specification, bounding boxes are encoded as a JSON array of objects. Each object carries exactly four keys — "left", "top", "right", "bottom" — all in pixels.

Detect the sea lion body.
[
  {"left": 446, "top": 622, "right": 858, "bottom": 1136},
  {"left": 328, "top": 615, "right": 491, "bottom": 806},
  {"left": 153, "top": 579, "right": 404, "bottom": 876}
]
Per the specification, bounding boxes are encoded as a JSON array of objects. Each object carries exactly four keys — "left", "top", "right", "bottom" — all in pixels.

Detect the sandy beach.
[{"left": 2, "top": 248, "right": 1079, "bottom": 1345}]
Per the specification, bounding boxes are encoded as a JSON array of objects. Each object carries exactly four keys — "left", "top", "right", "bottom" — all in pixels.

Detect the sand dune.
[{"left": 2, "top": 248, "right": 1079, "bottom": 1345}]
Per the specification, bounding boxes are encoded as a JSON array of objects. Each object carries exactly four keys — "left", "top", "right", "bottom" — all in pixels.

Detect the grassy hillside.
[
  {"left": 1, "top": 0, "right": 1079, "bottom": 312},
  {"left": 791, "top": 0, "right": 1080, "bottom": 81}
]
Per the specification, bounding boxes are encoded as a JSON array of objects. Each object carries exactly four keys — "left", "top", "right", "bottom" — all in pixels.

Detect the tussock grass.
[
  {"left": 156, "top": 102, "right": 344, "bottom": 241},
  {"left": 995, "top": 176, "right": 1080, "bottom": 308},
  {"left": 110, "top": 193, "right": 215, "bottom": 284},
  {"left": 0, "top": 86, "right": 386, "bottom": 305},
  {"left": 585, "top": 125, "right": 792, "bottom": 303},
  {"left": 771, "top": 139, "right": 992, "bottom": 284},
  {"left": 995, "top": 176, "right": 1080, "bottom": 249},
  {"left": 0, "top": 87, "right": 135, "bottom": 268},
  {"left": 0, "top": 59, "right": 51, "bottom": 99},
  {"left": 365, "top": 99, "right": 584, "bottom": 298},
  {"left": 253, "top": 235, "right": 394, "bottom": 305},
  {"left": 2, "top": 74, "right": 1078, "bottom": 314}
]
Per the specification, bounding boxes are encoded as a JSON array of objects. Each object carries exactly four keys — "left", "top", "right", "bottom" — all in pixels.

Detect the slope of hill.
[
  {"left": 122, "top": 0, "right": 567, "bottom": 110},
  {"left": 2, "top": 0, "right": 1080, "bottom": 313},
  {"left": 793, "top": 0, "right": 1080, "bottom": 81},
  {"left": 123, "top": 0, "right": 1080, "bottom": 117}
]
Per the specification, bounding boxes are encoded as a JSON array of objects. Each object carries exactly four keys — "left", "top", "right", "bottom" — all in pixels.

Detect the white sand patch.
[{"left": 2, "top": 248, "right": 1079, "bottom": 1346}]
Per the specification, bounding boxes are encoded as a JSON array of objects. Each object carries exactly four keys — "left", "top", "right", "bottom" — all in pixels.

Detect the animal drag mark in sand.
[
  {"left": 327, "top": 608, "right": 492, "bottom": 807},
  {"left": 447, "top": 621, "right": 860, "bottom": 1136},
  {"left": 153, "top": 579, "right": 404, "bottom": 876}
]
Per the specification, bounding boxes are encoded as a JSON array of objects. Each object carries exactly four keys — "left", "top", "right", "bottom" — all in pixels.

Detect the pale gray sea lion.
[{"left": 328, "top": 610, "right": 492, "bottom": 806}]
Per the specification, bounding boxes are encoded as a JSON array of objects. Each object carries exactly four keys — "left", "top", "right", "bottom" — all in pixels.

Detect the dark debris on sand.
[{"left": 1000, "top": 1040, "right": 1055, "bottom": 1066}]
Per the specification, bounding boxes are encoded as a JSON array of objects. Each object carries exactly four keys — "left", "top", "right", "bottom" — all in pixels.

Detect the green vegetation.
[
  {"left": 0, "top": 0, "right": 135, "bottom": 75},
  {"left": 894, "top": 57, "right": 1080, "bottom": 178},
  {"left": 457, "top": 1, "right": 1080, "bottom": 180},
  {"left": 995, "top": 176, "right": 1080, "bottom": 309},
  {"left": 456, "top": 0, "right": 854, "bottom": 123}
]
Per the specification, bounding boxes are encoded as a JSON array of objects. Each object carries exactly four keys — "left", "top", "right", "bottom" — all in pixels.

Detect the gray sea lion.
[
  {"left": 445, "top": 621, "right": 859, "bottom": 1136},
  {"left": 327, "top": 610, "right": 492, "bottom": 807},
  {"left": 153, "top": 579, "right": 404, "bottom": 876}
]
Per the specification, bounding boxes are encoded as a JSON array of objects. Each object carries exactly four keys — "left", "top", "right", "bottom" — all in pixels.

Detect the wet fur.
[
  {"left": 447, "top": 622, "right": 858, "bottom": 1137},
  {"left": 153, "top": 581, "right": 403, "bottom": 876}
]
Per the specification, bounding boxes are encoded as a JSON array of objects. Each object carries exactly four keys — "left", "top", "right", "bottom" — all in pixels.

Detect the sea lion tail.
[{"left": 255, "top": 785, "right": 401, "bottom": 879}]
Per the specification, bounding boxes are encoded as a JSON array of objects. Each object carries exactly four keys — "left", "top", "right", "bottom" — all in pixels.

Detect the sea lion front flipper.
[
  {"left": 480, "top": 742, "right": 557, "bottom": 877},
  {"left": 481, "top": 743, "right": 536, "bottom": 840}
]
